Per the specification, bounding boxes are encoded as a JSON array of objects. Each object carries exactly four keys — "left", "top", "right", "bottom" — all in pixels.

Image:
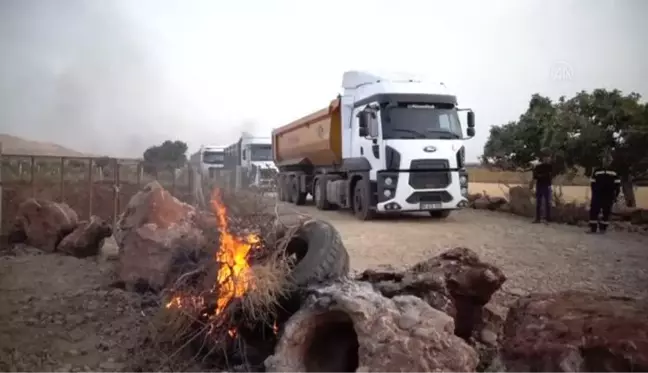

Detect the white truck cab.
[
  {"left": 341, "top": 71, "right": 475, "bottom": 215},
  {"left": 190, "top": 144, "right": 226, "bottom": 179},
  {"left": 237, "top": 133, "right": 278, "bottom": 190},
  {"left": 273, "top": 70, "right": 475, "bottom": 220}
]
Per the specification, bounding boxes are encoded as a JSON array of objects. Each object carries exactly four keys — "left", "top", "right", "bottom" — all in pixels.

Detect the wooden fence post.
[
  {"left": 30, "top": 156, "right": 35, "bottom": 198},
  {"left": 59, "top": 157, "right": 65, "bottom": 203},
  {"left": 0, "top": 142, "right": 3, "bottom": 234},
  {"left": 87, "top": 159, "right": 93, "bottom": 218},
  {"left": 112, "top": 158, "right": 121, "bottom": 227}
]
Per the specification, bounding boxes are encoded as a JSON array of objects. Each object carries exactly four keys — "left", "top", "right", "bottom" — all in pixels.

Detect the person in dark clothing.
[
  {"left": 530, "top": 155, "right": 554, "bottom": 223},
  {"left": 588, "top": 157, "right": 621, "bottom": 233}
]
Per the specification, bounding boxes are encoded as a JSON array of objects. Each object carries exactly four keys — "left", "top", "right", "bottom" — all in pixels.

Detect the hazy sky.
[{"left": 1, "top": 0, "right": 646, "bottom": 160}]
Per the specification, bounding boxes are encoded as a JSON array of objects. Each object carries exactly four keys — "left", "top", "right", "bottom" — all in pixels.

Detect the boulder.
[
  {"left": 265, "top": 280, "right": 479, "bottom": 372},
  {"left": 357, "top": 247, "right": 506, "bottom": 341},
  {"left": 508, "top": 186, "right": 535, "bottom": 217},
  {"left": 10, "top": 198, "right": 79, "bottom": 252},
  {"left": 467, "top": 193, "right": 483, "bottom": 203},
  {"left": 114, "top": 181, "right": 210, "bottom": 292},
  {"left": 630, "top": 208, "right": 648, "bottom": 225},
  {"left": 472, "top": 195, "right": 507, "bottom": 211},
  {"left": 57, "top": 215, "right": 113, "bottom": 258},
  {"left": 501, "top": 291, "right": 648, "bottom": 372},
  {"left": 553, "top": 202, "right": 589, "bottom": 225}
]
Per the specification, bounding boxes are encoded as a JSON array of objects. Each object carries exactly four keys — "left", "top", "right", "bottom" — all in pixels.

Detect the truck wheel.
[
  {"left": 429, "top": 210, "right": 451, "bottom": 219},
  {"left": 314, "top": 178, "right": 331, "bottom": 210},
  {"left": 353, "top": 181, "right": 374, "bottom": 221},
  {"left": 285, "top": 219, "right": 350, "bottom": 286},
  {"left": 291, "top": 177, "right": 307, "bottom": 205}
]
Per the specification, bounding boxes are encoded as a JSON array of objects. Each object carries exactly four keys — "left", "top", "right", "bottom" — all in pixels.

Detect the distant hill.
[{"left": 0, "top": 133, "right": 88, "bottom": 157}]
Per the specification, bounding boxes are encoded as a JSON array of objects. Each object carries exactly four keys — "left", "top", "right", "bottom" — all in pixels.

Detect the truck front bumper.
[{"left": 375, "top": 171, "right": 469, "bottom": 213}]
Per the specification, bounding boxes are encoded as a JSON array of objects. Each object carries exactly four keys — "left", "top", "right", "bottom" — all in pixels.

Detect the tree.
[
  {"left": 142, "top": 140, "right": 188, "bottom": 175},
  {"left": 483, "top": 89, "right": 648, "bottom": 207}
]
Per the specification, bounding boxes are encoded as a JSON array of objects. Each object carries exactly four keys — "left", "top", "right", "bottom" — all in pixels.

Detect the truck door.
[{"left": 353, "top": 104, "right": 383, "bottom": 177}]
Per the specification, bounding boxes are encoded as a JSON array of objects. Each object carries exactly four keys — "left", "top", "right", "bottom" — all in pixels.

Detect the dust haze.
[
  {"left": 0, "top": 0, "right": 250, "bottom": 157},
  {"left": 1, "top": 0, "right": 647, "bottom": 159}
]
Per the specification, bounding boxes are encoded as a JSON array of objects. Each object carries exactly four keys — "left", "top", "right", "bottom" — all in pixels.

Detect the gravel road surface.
[{"left": 276, "top": 201, "right": 648, "bottom": 308}]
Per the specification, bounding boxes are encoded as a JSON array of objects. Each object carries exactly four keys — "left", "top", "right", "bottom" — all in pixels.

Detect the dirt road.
[
  {"left": 277, "top": 201, "right": 648, "bottom": 306},
  {"left": 2, "top": 199, "right": 648, "bottom": 371}
]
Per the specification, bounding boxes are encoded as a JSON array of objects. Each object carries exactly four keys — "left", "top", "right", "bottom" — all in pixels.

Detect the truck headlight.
[
  {"left": 384, "top": 189, "right": 392, "bottom": 198},
  {"left": 384, "top": 177, "right": 393, "bottom": 186},
  {"left": 461, "top": 187, "right": 468, "bottom": 196},
  {"left": 459, "top": 175, "right": 468, "bottom": 185}
]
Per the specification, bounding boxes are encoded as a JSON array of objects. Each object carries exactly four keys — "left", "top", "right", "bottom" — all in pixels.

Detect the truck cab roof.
[{"left": 342, "top": 70, "right": 452, "bottom": 105}]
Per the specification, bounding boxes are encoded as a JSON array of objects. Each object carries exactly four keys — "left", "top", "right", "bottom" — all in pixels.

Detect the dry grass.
[{"left": 470, "top": 182, "right": 648, "bottom": 208}]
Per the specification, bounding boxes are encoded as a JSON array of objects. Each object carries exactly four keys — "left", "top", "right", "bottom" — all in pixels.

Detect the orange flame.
[
  {"left": 211, "top": 189, "right": 259, "bottom": 315},
  {"left": 165, "top": 188, "right": 259, "bottom": 343}
]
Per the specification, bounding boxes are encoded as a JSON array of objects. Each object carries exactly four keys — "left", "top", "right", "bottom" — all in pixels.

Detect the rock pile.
[
  {"left": 467, "top": 186, "right": 648, "bottom": 233},
  {"left": 8, "top": 198, "right": 113, "bottom": 258}
]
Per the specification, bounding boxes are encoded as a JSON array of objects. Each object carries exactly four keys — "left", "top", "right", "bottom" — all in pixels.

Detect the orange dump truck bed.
[{"left": 272, "top": 97, "right": 342, "bottom": 167}]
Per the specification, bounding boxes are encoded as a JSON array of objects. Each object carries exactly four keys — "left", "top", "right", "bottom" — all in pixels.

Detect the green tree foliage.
[
  {"left": 142, "top": 140, "right": 188, "bottom": 175},
  {"left": 483, "top": 89, "right": 648, "bottom": 207}
]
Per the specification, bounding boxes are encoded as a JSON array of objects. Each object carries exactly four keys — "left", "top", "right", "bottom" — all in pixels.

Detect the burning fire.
[
  {"left": 165, "top": 188, "right": 260, "bottom": 331},
  {"left": 211, "top": 189, "right": 260, "bottom": 314}
]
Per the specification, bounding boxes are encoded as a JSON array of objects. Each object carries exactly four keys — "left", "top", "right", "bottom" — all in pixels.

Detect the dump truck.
[
  {"left": 272, "top": 70, "right": 476, "bottom": 220},
  {"left": 189, "top": 144, "right": 227, "bottom": 179},
  {"left": 223, "top": 132, "right": 277, "bottom": 191}
]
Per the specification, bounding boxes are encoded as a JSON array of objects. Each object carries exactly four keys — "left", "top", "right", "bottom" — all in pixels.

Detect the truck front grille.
[{"left": 408, "top": 159, "right": 451, "bottom": 189}]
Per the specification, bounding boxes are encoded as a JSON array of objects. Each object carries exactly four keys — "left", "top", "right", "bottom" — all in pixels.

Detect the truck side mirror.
[
  {"left": 358, "top": 111, "right": 369, "bottom": 137},
  {"left": 467, "top": 127, "right": 475, "bottom": 137},
  {"left": 467, "top": 111, "right": 475, "bottom": 128},
  {"left": 368, "top": 112, "right": 379, "bottom": 138}
]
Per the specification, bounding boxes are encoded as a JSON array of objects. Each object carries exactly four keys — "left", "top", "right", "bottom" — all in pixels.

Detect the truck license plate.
[{"left": 420, "top": 202, "right": 441, "bottom": 210}]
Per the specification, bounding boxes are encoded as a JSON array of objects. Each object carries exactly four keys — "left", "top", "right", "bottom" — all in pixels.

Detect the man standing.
[
  {"left": 530, "top": 154, "right": 554, "bottom": 223},
  {"left": 588, "top": 155, "right": 621, "bottom": 233}
]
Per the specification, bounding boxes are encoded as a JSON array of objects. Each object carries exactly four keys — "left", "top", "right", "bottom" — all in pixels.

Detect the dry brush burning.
[{"left": 161, "top": 187, "right": 290, "bottom": 356}]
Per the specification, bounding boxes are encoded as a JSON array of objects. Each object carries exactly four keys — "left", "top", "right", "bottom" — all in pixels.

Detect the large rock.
[
  {"left": 472, "top": 196, "right": 507, "bottom": 211},
  {"left": 115, "top": 181, "right": 210, "bottom": 292},
  {"left": 10, "top": 198, "right": 79, "bottom": 252},
  {"left": 508, "top": 186, "right": 535, "bottom": 218},
  {"left": 57, "top": 215, "right": 113, "bottom": 258},
  {"left": 265, "top": 280, "right": 479, "bottom": 372},
  {"left": 357, "top": 247, "right": 506, "bottom": 340},
  {"left": 502, "top": 291, "right": 648, "bottom": 372}
]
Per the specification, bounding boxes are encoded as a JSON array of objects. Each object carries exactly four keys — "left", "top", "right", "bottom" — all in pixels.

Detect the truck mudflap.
[{"left": 375, "top": 171, "right": 468, "bottom": 212}]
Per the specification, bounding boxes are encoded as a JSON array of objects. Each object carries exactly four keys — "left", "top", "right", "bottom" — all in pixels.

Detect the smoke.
[{"left": 0, "top": 0, "right": 178, "bottom": 157}]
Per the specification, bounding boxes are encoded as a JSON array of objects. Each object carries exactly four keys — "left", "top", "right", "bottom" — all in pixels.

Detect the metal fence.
[{"left": 0, "top": 142, "right": 197, "bottom": 234}]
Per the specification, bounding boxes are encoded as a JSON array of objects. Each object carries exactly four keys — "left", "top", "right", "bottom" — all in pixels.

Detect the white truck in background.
[
  {"left": 224, "top": 132, "right": 278, "bottom": 191},
  {"left": 189, "top": 145, "right": 227, "bottom": 180},
  {"left": 272, "top": 70, "right": 475, "bottom": 220}
]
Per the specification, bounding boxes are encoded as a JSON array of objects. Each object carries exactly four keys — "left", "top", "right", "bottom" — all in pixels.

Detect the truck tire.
[
  {"left": 314, "top": 177, "right": 331, "bottom": 210},
  {"left": 291, "top": 177, "right": 307, "bottom": 205},
  {"left": 353, "top": 181, "right": 375, "bottom": 221},
  {"left": 287, "top": 219, "right": 350, "bottom": 286},
  {"left": 429, "top": 210, "right": 451, "bottom": 219}
]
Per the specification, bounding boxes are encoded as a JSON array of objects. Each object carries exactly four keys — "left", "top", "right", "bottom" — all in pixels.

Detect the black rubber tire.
[
  {"left": 288, "top": 220, "right": 351, "bottom": 286},
  {"left": 353, "top": 181, "right": 374, "bottom": 221},
  {"left": 429, "top": 210, "right": 451, "bottom": 219},
  {"left": 314, "top": 178, "right": 331, "bottom": 210},
  {"left": 292, "top": 177, "right": 307, "bottom": 206}
]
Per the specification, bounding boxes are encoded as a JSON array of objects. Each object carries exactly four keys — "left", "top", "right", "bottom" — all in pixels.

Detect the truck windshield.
[
  {"left": 251, "top": 144, "right": 272, "bottom": 161},
  {"left": 203, "top": 151, "right": 224, "bottom": 164},
  {"left": 381, "top": 103, "right": 462, "bottom": 140}
]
